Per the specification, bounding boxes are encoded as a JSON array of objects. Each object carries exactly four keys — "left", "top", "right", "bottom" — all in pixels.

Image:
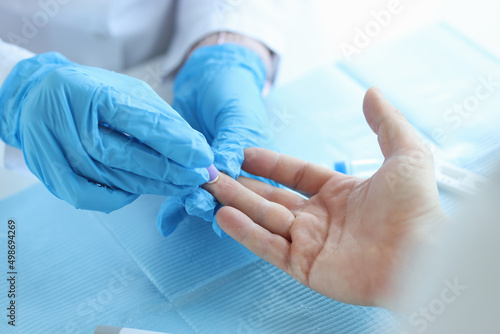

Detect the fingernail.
[{"left": 206, "top": 164, "right": 219, "bottom": 184}]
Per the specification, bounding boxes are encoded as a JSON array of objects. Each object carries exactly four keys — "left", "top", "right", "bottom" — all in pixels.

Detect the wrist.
[
  {"left": 188, "top": 31, "right": 274, "bottom": 82},
  {"left": 175, "top": 44, "right": 268, "bottom": 93},
  {"left": 0, "top": 41, "right": 36, "bottom": 89}
]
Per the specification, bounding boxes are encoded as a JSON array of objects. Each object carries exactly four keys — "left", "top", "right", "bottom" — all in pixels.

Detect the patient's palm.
[{"left": 292, "top": 155, "right": 441, "bottom": 305}]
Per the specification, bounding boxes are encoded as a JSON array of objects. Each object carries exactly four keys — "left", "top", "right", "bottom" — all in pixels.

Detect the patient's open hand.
[{"left": 204, "top": 88, "right": 447, "bottom": 307}]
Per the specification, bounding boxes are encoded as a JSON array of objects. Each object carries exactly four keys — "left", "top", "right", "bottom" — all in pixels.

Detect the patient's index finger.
[
  {"left": 242, "top": 148, "right": 336, "bottom": 196},
  {"left": 203, "top": 173, "right": 295, "bottom": 240}
]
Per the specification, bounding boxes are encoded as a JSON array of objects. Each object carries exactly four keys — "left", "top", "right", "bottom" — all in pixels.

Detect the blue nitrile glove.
[
  {"left": 0, "top": 52, "right": 214, "bottom": 213},
  {"left": 157, "top": 44, "right": 278, "bottom": 237}
]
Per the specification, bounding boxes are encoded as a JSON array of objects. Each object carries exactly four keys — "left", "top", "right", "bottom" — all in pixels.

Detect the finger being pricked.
[{"left": 203, "top": 173, "right": 295, "bottom": 241}]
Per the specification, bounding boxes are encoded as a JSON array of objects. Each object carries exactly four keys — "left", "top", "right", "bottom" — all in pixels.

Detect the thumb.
[
  {"left": 363, "top": 87, "right": 425, "bottom": 158},
  {"left": 211, "top": 127, "right": 251, "bottom": 179}
]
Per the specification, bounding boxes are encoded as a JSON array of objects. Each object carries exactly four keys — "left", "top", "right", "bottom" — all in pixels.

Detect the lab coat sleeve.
[
  {"left": 162, "top": 0, "right": 301, "bottom": 79},
  {"left": 0, "top": 39, "right": 35, "bottom": 173}
]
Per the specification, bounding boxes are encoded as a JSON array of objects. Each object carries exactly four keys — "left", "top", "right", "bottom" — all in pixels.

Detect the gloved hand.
[
  {"left": 156, "top": 44, "right": 275, "bottom": 237},
  {"left": 0, "top": 52, "right": 214, "bottom": 213}
]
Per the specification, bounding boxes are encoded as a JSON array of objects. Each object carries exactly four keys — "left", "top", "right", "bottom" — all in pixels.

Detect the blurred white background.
[{"left": 278, "top": 0, "right": 500, "bottom": 84}]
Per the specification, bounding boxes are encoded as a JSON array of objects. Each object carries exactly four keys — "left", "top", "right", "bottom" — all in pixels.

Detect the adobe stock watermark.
[
  {"left": 384, "top": 148, "right": 429, "bottom": 192},
  {"left": 6, "top": 0, "right": 71, "bottom": 47},
  {"left": 432, "top": 75, "right": 500, "bottom": 144},
  {"left": 59, "top": 267, "right": 136, "bottom": 334},
  {"left": 130, "top": 62, "right": 164, "bottom": 98},
  {"left": 400, "top": 278, "right": 467, "bottom": 333},
  {"left": 236, "top": 291, "right": 281, "bottom": 333},
  {"left": 340, "top": 0, "right": 404, "bottom": 61},
  {"left": 260, "top": 105, "right": 297, "bottom": 146},
  {"left": 213, "top": 0, "right": 244, "bottom": 20},
  {"left": 236, "top": 269, "right": 284, "bottom": 334}
]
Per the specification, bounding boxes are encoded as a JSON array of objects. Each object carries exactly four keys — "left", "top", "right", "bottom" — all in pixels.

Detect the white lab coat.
[{"left": 0, "top": 0, "right": 301, "bottom": 173}]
